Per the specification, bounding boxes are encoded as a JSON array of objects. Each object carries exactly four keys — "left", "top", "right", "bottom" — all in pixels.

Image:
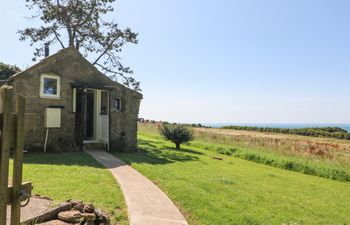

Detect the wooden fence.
[{"left": 0, "top": 88, "right": 32, "bottom": 225}]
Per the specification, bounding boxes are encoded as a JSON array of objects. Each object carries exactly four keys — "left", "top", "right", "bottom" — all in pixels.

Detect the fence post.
[
  {"left": 0, "top": 89, "right": 14, "bottom": 225},
  {"left": 10, "top": 95, "right": 26, "bottom": 225}
]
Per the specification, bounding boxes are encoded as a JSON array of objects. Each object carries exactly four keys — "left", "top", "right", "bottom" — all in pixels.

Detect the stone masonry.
[{"left": 3, "top": 47, "right": 142, "bottom": 152}]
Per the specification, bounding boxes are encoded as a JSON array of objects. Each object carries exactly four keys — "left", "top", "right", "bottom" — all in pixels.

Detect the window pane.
[
  {"left": 114, "top": 98, "right": 121, "bottom": 111},
  {"left": 43, "top": 78, "right": 57, "bottom": 95},
  {"left": 100, "top": 91, "right": 108, "bottom": 115}
]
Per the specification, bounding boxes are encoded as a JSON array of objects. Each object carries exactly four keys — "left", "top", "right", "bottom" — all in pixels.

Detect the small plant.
[
  {"left": 216, "top": 147, "right": 237, "bottom": 156},
  {"left": 160, "top": 124, "right": 193, "bottom": 149}
]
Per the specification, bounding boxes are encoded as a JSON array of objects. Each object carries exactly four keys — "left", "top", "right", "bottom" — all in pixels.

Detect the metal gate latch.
[{"left": 18, "top": 190, "right": 30, "bottom": 207}]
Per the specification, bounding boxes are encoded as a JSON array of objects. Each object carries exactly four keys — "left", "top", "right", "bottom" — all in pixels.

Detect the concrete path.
[{"left": 85, "top": 150, "right": 188, "bottom": 225}]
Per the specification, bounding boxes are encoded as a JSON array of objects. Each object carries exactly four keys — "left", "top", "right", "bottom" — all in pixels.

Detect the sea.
[{"left": 202, "top": 123, "right": 350, "bottom": 132}]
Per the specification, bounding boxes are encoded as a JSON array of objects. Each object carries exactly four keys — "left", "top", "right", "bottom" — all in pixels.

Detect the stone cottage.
[{"left": 1, "top": 47, "right": 142, "bottom": 152}]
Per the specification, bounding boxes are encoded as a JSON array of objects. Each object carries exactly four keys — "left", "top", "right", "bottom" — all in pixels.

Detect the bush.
[
  {"left": 160, "top": 124, "right": 194, "bottom": 149},
  {"left": 0, "top": 62, "right": 21, "bottom": 79},
  {"left": 221, "top": 126, "right": 350, "bottom": 140},
  {"left": 345, "top": 133, "right": 350, "bottom": 140},
  {"left": 216, "top": 147, "right": 237, "bottom": 156}
]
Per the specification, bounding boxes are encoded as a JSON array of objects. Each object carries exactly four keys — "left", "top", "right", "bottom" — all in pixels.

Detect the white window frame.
[{"left": 40, "top": 73, "right": 61, "bottom": 99}]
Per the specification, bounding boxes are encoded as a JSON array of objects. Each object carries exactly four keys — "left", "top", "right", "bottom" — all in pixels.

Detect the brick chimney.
[{"left": 44, "top": 43, "right": 50, "bottom": 57}]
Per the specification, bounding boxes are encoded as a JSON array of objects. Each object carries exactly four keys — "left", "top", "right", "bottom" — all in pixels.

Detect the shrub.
[
  {"left": 345, "top": 133, "right": 350, "bottom": 140},
  {"left": 160, "top": 124, "right": 194, "bottom": 149},
  {"left": 216, "top": 147, "right": 237, "bottom": 156},
  {"left": 0, "top": 62, "right": 21, "bottom": 79},
  {"left": 221, "top": 126, "right": 350, "bottom": 140}
]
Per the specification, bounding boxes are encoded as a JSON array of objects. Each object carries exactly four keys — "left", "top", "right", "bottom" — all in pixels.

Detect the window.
[
  {"left": 114, "top": 98, "right": 121, "bottom": 111},
  {"left": 40, "top": 74, "right": 60, "bottom": 98},
  {"left": 100, "top": 91, "right": 109, "bottom": 115}
]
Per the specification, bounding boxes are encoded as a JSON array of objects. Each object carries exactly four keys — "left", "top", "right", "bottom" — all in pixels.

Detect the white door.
[{"left": 96, "top": 90, "right": 109, "bottom": 150}]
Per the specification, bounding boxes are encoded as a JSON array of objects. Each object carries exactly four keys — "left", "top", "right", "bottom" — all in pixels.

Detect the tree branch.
[
  {"left": 20, "top": 0, "right": 141, "bottom": 91},
  {"left": 53, "top": 29, "right": 65, "bottom": 48}
]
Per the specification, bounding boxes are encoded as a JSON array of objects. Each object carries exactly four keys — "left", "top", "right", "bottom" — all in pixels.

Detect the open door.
[
  {"left": 74, "top": 87, "right": 109, "bottom": 150},
  {"left": 75, "top": 87, "right": 85, "bottom": 149},
  {"left": 97, "top": 90, "right": 109, "bottom": 150}
]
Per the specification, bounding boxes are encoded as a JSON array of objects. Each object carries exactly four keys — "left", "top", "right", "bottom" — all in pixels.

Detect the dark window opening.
[
  {"left": 100, "top": 91, "right": 108, "bottom": 115},
  {"left": 114, "top": 98, "right": 121, "bottom": 111}
]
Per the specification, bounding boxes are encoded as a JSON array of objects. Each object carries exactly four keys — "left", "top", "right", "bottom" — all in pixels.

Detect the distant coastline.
[{"left": 203, "top": 123, "right": 350, "bottom": 132}]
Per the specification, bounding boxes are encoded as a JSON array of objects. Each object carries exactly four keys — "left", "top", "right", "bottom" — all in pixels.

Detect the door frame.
[
  {"left": 95, "top": 90, "right": 110, "bottom": 150},
  {"left": 79, "top": 88, "right": 109, "bottom": 150}
]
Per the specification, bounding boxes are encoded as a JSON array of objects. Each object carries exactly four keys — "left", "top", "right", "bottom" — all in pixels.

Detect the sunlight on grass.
[
  {"left": 19, "top": 152, "right": 128, "bottom": 225},
  {"left": 139, "top": 123, "right": 350, "bottom": 182},
  {"left": 115, "top": 134, "right": 350, "bottom": 225}
]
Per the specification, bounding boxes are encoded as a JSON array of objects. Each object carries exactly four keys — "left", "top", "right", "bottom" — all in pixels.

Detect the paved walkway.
[{"left": 85, "top": 150, "right": 188, "bottom": 225}]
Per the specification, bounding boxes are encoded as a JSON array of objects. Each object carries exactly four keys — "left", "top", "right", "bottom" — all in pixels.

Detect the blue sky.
[{"left": 1, "top": 0, "right": 350, "bottom": 123}]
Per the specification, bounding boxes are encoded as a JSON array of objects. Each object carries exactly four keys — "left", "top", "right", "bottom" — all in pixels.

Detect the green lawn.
[
  {"left": 115, "top": 134, "right": 350, "bottom": 225},
  {"left": 18, "top": 152, "right": 128, "bottom": 224}
]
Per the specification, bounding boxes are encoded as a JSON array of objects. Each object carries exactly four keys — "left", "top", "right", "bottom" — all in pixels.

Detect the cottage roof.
[{"left": 9, "top": 47, "right": 142, "bottom": 98}]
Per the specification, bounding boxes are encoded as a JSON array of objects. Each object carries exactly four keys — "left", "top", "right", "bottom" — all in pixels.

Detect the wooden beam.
[
  {"left": 6, "top": 182, "right": 32, "bottom": 205},
  {"left": 0, "top": 90, "right": 12, "bottom": 219},
  {"left": 11, "top": 95, "right": 26, "bottom": 225},
  {"left": 0, "top": 89, "right": 14, "bottom": 225}
]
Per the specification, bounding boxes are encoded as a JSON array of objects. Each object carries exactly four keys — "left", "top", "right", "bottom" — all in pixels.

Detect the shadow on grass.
[
  {"left": 23, "top": 152, "right": 103, "bottom": 168},
  {"left": 139, "top": 139, "right": 204, "bottom": 155},
  {"left": 23, "top": 138, "right": 202, "bottom": 168},
  {"left": 118, "top": 139, "right": 201, "bottom": 165}
]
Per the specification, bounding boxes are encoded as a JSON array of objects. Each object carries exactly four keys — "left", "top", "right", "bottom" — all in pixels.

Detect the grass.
[
  {"left": 15, "top": 152, "right": 128, "bottom": 224},
  {"left": 115, "top": 132, "right": 350, "bottom": 225},
  {"left": 139, "top": 123, "right": 350, "bottom": 182},
  {"left": 193, "top": 127, "right": 350, "bottom": 165},
  {"left": 189, "top": 141, "right": 350, "bottom": 182}
]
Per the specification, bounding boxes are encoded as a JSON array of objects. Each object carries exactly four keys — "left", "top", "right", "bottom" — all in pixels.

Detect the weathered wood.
[
  {"left": 11, "top": 95, "right": 26, "bottom": 225},
  {"left": 6, "top": 182, "right": 32, "bottom": 204},
  {"left": 0, "top": 89, "right": 14, "bottom": 225}
]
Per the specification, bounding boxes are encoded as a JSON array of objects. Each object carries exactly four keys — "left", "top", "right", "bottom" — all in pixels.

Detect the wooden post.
[
  {"left": 10, "top": 95, "right": 26, "bottom": 225},
  {"left": 6, "top": 182, "right": 32, "bottom": 204},
  {"left": 0, "top": 89, "right": 14, "bottom": 225}
]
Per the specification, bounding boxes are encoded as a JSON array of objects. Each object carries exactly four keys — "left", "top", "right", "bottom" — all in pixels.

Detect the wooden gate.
[{"left": 0, "top": 88, "right": 32, "bottom": 225}]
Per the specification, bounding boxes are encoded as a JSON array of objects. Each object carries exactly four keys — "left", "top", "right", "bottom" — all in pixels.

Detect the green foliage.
[
  {"left": 234, "top": 151, "right": 350, "bottom": 182},
  {"left": 215, "top": 147, "right": 237, "bottom": 155},
  {"left": 221, "top": 125, "right": 350, "bottom": 140},
  {"left": 0, "top": 62, "right": 21, "bottom": 79},
  {"left": 160, "top": 124, "right": 193, "bottom": 149}
]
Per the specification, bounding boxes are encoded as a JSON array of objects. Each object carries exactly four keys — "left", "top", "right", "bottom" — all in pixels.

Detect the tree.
[
  {"left": 0, "top": 62, "right": 21, "bottom": 80},
  {"left": 19, "top": 0, "right": 140, "bottom": 91},
  {"left": 160, "top": 124, "right": 194, "bottom": 149}
]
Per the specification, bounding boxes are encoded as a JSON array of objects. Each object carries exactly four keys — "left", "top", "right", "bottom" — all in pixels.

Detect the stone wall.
[
  {"left": 109, "top": 86, "right": 141, "bottom": 152},
  {"left": 8, "top": 47, "right": 142, "bottom": 152}
]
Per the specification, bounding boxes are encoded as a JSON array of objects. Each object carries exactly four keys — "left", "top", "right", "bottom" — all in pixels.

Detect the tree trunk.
[{"left": 175, "top": 142, "right": 180, "bottom": 149}]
